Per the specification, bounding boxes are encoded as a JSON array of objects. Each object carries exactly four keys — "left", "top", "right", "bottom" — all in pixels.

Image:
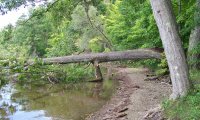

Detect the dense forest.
[{"left": 0, "top": 0, "right": 200, "bottom": 119}]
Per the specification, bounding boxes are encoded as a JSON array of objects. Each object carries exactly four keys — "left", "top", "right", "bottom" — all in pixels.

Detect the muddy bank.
[{"left": 86, "top": 67, "right": 172, "bottom": 120}]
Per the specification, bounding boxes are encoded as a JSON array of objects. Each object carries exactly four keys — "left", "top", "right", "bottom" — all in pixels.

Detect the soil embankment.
[{"left": 86, "top": 66, "right": 171, "bottom": 120}]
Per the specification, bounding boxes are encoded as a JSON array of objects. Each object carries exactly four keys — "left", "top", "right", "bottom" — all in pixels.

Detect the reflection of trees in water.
[
  {"left": 105, "top": 65, "right": 112, "bottom": 80},
  {"left": 91, "top": 83, "right": 103, "bottom": 98},
  {"left": 0, "top": 107, "right": 8, "bottom": 120},
  {"left": 0, "top": 80, "right": 116, "bottom": 120},
  {"left": 0, "top": 84, "right": 18, "bottom": 120},
  {"left": 0, "top": 101, "right": 17, "bottom": 119},
  {"left": 20, "top": 83, "right": 107, "bottom": 120},
  {"left": 89, "top": 65, "right": 117, "bottom": 99}
]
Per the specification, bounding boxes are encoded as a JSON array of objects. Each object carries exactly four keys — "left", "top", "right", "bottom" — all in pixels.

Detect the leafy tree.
[
  {"left": 71, "top": 4, "right": 109, "bottom": 52},
  {"left": 45, "top": 21, "right": 78, "bottom": 57},
  {"left": 105, "top": 0, "right": 161, "bottom": 50},
  {"left": 12, "top": 8, "right": 53, "bottom": 57}
]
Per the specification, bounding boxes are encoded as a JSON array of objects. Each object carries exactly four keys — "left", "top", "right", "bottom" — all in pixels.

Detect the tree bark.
[
  {"left": 188, "top": 28, "right": 200, "bottom": 69},
  {"left": 150, "top": 0, "right": 190, "bottom": 99},
  {"left": 188, "top": 0, "right": 200, "bottom": 69},
  {"left": 93, "top": 60, "right": 103, "bottom": 81},
  {"left": 177, "top": 0, "right": 182, "bottom": 31},
  {"left": 27, "top": 49, "right": 161, "bottom": 65}
]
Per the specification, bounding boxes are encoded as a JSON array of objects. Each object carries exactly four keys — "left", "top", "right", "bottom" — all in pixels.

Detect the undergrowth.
[
  {"left": 17, "top": 63, "right": 94, "bottom": 84},
  {"left": 0, "top": 58, "right": 94, "bottom": 85},
  {"left": 162, "top": 70, "right": 200, "bottom": 120},
  {"left": 119, "top": 54, "right": 168, "bottom": 76}
]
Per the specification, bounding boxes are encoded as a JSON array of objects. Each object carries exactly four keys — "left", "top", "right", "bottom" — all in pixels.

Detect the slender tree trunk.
[
  {"left": 150, "top": 0, "right": 190, "bottom": 99},
  {"left": 177, "top": 0, "right": 182, "bottom": 31},
  {"left": 188, "top": 0, "right": 200, "bottom": 69},
  {"left": 188, "top": 29, "right": 200, "bottom": 69},
  {"left": 178, "top": 0, "right": 182, "bottom": 15}
]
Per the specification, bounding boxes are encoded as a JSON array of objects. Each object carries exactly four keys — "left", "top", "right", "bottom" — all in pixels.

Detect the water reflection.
[
  {"left": 0, "top": 80, "right": 117, "bottom": 120},
  {"left": 9, "top": 110, "right": 51, "bottom": 120}
]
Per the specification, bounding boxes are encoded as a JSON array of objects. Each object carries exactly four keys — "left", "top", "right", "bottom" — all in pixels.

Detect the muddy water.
[{"left": 0, "top": 79, "right": 118, "bottom": 120}]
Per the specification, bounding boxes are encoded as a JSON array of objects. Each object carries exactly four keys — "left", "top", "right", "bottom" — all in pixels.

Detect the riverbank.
[{"left": 86, "top": 66, "right": 172, "bottom": 120}]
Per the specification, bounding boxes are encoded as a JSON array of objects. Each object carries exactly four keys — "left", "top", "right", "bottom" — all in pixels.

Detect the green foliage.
[
  {"left": 0, "top": 8, "right": 53, "bottom": 58},
  {"left": 46, "top": 2, "right": 110, "bottom": 56},
  {"left": 14, "top": 9, "right": 53, "bottom": 57},
  {"left": 155, "top": 54, "right": 169, "bottom": 76},
  {"left": 89, "top": 37, "right": 104, "bottom": 52},
  {"left": 188, "top": 43, "right": 200, "bottom": 68},
  {"left": 163, "top": 90, "right": 200, "bottom": 120},
  {"left": 45, "top": 21, "right": 78, "bottom": 57},
  {"left": 191, "top": 69, "right": 200, "bottom": 80},
  {"left": 105, "top": 0, "right": 161, "bottom": 50},
  {"left": 64, "top": 64, "right": 93, "bottom": 83},
  {"left": 1, "top": 56, "right": 94, "bottom": 84},
  {"left": 71, "top": 4, "right": 110, "bottom": 51},
  {"left": 0, "top": 75, "right": 8, "bottom": 88},
  {"left": 162, "top": 70, "right": 200, "bottom": 120},
  {"left": 0, "top": 24, "right": 29, "bottom": 59},
  {"left": 175, "top": 1, "right": 195, "bottom": 49},
  {"left": 20, "top": 63, "right": 93, "bottom": 84},
  {"left": 190, "top": 70, "right": 200, "bottom": 88}
]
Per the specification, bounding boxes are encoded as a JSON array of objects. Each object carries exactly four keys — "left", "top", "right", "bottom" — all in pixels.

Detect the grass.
[{"left": 162, "top": 70, "right": 200, "bottom": 120}]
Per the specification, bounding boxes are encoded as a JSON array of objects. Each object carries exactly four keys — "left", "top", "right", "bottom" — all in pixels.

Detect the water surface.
[{"left": 0, "top": 79, "right": 117, "bottom": 120}]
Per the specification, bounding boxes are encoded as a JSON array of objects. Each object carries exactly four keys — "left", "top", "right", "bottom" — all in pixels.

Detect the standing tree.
[
  {"left": 150, "top": 0, "right": 190, "bottom": 99},
  {"left": 188, "top": 0, "right": 200, "bottom": 69}
]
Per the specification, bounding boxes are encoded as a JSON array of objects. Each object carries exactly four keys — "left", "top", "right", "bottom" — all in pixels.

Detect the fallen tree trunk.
[
  {"left": 3, "top": 49, "right": 161, "bottom": 83},
  {"left": 28, "top": 49, "right": 161, "bottom": 65}
]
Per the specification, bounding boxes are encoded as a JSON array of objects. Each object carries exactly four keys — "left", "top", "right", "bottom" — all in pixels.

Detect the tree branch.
[
  {"left": 83, "top": 0, "right": 113, "bottom": 50},
  {"left": 22, "top": 0, "right": 60, "bottom": 24}
]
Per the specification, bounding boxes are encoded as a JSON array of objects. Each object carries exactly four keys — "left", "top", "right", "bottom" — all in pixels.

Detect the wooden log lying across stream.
[
  {"left": 33, "top": 49, "right": 162, "bottom": 82},
  {"left": 28, "top": 49, "right": 162, "bottom": 65},
  {"left": 3, "top": 49, "right": 159, "bottom": 82}
]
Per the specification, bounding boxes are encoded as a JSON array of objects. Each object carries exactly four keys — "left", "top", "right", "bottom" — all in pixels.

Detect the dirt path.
[
  {"left": 125, "top": 68, "right": 171, "bottom": 120},
  {"left": 86, "top": 67, "right": 172, "bottom": 120}
]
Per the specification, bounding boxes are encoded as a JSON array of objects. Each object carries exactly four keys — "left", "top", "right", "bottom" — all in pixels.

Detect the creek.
[{"left": 0, "top": 79, "right": 118, "bottom": 120}]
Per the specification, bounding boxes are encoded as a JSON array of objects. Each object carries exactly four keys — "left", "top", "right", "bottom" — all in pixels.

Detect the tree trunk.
[
  {"left": 188, "top": 0, "right": 200, "bottom": 69},
  {"left": 93, "top": 60, "right": 103, "bottom": 81},
  {"left": 177, "top": 0, "right": 182, "bottom": 31},
  {"left": 27, "top": 49, "right": 161, "bottom": 65},
  {"left": 150, "top": 0, "right": 190, "bottom": 99},
  {"left": 188, "top": 28, "right": 200, "bottom": 69}
]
